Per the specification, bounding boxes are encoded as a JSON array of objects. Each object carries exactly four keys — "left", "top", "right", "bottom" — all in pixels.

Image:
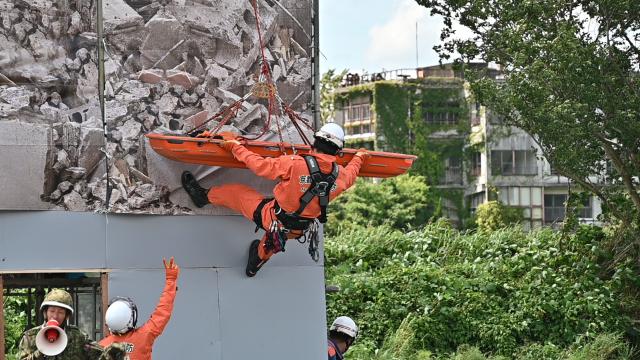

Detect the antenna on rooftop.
[{"left": 415, "top": 21, "right": 419, "bottom": 68}]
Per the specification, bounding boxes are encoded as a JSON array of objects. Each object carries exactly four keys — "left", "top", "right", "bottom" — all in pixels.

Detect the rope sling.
[{"left": 187, "top": 0, "right": 315, "bottom": 151}]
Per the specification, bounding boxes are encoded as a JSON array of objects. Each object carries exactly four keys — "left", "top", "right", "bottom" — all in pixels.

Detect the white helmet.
[
  {"left": 105, "top": 297, "right": 138, "bottom": 335},
  {"left": 314, "top": 123, "right": 345, "bottom": 150},
  {"left": 330, "top": 316, "right": 358, "bottom": 339}
]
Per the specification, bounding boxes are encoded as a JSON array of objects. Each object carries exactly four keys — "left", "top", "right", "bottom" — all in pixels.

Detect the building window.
[
  {"left": 470, "top": 152, "right": 481, "bottom": 177},
  {"left": 362, "top": 106, "right": 370, "bottom": 120},
  {"left": 491, "top": 150, "right": 537, "bottom": 176},
  {"left": 544, "top": 194, "right": 567, "bottom": 224},
  {"left": 544, "top": 194, "right": 592, "bottom": 224},
  {"left": 498, "top": 186, "right": 544, "bottom": 231},
  {"left": 344, "top": 103, "right": 371, "bottom": 124},
  {"left": 441, "top": 157, "right": 462, "bottom": 184},
  {"left": 348, "top": 106, "right": 360, "bottom": 123},
  {"left": 425, "top": 111, "right": 459, "bottom": 125}
]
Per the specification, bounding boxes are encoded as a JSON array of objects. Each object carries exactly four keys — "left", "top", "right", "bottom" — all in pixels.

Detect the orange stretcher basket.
[{"left": 145, "top": 133, "right": 417, "bottom": 178}]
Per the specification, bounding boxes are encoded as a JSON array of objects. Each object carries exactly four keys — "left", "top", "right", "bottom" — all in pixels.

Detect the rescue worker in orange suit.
[
  {"left": 181, "top": 123, "right": 369, "bottom": 277},
  {"left": 100, "top": 257, "right": 179, "bottom": 360},
  {"left": 328, "top": 316, "right": 358, "bottom": 360}
]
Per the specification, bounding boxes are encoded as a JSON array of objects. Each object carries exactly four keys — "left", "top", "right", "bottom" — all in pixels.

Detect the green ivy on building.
[{"left": 335, "top": 78, "right": 472, "bottom": 226}]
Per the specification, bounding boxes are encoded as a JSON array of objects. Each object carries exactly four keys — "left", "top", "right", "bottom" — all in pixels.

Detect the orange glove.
[
  {"left": 222, "top": 139, "right": 241, "bottom": 152},
  {"left": 196, "top": 130, "right": 212, "bottom": 138},
  {"left": 355, "top": 148, "right": 371, "bottom": 160},
  {"left": 216, "top": 132, "right": 241, "bottom": 151},
  {"left": 163, "top": 256, "right": 180, "bottom": 279}
]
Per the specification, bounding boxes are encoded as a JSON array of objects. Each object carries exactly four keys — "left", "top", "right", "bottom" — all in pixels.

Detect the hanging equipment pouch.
[{"left": 265, "top": 227, "right": 287, "bottom": 254}]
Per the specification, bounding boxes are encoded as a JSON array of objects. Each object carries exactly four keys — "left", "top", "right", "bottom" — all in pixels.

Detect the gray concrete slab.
[
  {"left": 107, "top": 268, "right": 222, "bottom": 359},
  {"left": 0, "top": 121, "right": 51, "bottom": 209},
  {"left": 217, "top": 266, "right": 327, "bottom": 360},
  {"left": 105, "top": 213, "right": 324, "bottom": 270},
  {"left": 0, "top": 211, "right": 106, "bottom": 270}
]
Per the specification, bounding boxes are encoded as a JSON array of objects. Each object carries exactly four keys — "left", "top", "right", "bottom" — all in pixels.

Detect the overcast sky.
[{"left": 319, "top": 0, "right": 446, "bottom": 74}]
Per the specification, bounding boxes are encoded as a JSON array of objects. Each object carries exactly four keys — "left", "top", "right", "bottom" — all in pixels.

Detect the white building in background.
[{"left": 332, "top": 63, "right": 602, "bottom": 229}]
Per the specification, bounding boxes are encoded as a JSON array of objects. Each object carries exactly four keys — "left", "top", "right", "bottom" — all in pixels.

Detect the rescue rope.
[{"left": 187, "top": 0, "right": 313, "bottom": 150}]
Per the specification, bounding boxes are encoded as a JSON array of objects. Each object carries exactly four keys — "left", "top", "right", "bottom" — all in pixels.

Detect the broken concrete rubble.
[
  {"left": 0, "top": 0, "right": 314, "bottom": 214},
  {"left": 63, "top": 190, "right": 87, "bottom": 211}
]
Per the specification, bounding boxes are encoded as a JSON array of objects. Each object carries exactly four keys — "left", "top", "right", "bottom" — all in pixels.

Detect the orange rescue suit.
[
  {"left": 207, "top": 143, "right": 364, "bottom": 259},
  {"left": 99, "top": 268, "right": 178, "bottom": 360}
]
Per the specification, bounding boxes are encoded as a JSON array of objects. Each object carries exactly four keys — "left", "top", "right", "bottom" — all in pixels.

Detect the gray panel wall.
[{"left": 0, "top": 211, "right": 328, "bottom": 360}]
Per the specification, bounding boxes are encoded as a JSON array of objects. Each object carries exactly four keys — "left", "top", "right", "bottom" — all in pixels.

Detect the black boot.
[
  {"left": 246, "top": 239, "right": 268, "bottom": 277},
  {"left": 181, "top": 171, "right": 209, "bottom": 208}
]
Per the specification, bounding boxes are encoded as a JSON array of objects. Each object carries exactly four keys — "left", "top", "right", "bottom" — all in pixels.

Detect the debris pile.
[{"left": 0, "top": 0, "right": 313, "bottom": 213}]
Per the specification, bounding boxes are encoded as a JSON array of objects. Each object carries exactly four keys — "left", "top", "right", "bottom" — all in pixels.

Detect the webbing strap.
[{"left": 295, "top": 156, "right": 338, "bottom": 223}]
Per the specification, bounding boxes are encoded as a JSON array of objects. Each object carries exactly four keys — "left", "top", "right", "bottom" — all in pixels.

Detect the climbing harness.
[
  {"left": 256, "top": 155, "right": 337, "bottom": 262},
  {"left": 298, "top": 155, "right": 338, "bottom": 224}
]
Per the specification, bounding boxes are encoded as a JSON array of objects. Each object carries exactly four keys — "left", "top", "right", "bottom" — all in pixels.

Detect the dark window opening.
[
  {"left": 470, "top": 152, "right": 481, "bottom": 177},
  {"left": 1, "top": 272, "right": 107, "bottom": 357},
  {"left": 491, "top": 150, "right": 537, "bottom": 176}
]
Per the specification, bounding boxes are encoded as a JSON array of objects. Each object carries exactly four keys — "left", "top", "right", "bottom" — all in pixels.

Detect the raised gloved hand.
[
  {"left": 196, "top": 130, "right": 213, "bottom": 138},
  {"left": 163, "top": 256, "right": 180, "bottom": 280},
  {"left": 354, "top": 148, "right": 371, "bottom": 160},
  {"left": 217, "top": 132, "right": 241, "bottom": 151},
  {"left": 222, "top": 139, "right": 240, "bottom": 151}
]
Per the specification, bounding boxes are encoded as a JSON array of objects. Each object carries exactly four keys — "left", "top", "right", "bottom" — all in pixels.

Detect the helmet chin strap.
[{"left": 345, "top": 336, "right": 355, "bottom": 349}]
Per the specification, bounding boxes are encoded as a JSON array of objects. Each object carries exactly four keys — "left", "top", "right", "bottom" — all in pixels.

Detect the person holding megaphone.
[{"left": 17, "top": 289, "right": 126, "bottom": 360}]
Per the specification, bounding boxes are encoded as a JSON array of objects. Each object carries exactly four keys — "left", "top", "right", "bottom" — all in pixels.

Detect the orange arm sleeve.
[
  {"left": 341, "top": 155, "right": 364, "bottom": 189},
  {"left": 230, "top": 144, "right": 292, "bottom": 181},
  {"left": 139, "top": 268, "right": 178, "bottom": 338}
]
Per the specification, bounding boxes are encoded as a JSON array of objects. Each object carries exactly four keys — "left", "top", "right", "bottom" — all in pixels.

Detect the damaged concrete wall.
[
  {"left": 102, "top": 0, "right": 314, "bottom": 215},
  {"left": 0, "top": 0, "right": 103, "bottom": 211},
  {"left": 0, "top": 0, "right": 315, "bottom": 215}
]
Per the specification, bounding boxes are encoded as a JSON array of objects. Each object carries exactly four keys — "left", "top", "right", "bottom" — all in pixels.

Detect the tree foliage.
[
  {"left": 4, "top": 292, "right": 30, "bottom": 357},
  {"left": 325, "top": 223, "right": 639, "bottom": 359},
  {"left": 475, "top": 201, "right": 523, "bottom": 232},
  {"left": 320, "top": 69, "right": 348, "bottom": 124},
  {"left": 414, "top": 0, "right": 640, "bottom": 226},
  {"left": 326, "top": 174, "right": 432, "bottom": 236}
]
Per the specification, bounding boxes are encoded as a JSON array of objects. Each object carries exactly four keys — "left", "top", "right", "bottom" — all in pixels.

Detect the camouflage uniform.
[
  {"left": 17, "top": 289, "right": 125, "bottom": 360},
  {"left": 17, "top": 324, "right": 123, "bottom": 360}
]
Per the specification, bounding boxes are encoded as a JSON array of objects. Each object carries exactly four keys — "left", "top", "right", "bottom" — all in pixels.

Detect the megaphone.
[{"left": 36, "top": 320, "right": 68, "bottom": 356}]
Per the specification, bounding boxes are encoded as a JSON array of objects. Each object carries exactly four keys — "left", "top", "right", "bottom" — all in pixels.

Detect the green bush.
[
  {"left": 474, "top": 201, "right": 523, "bottom": 233},
  {"left": 325, "top": 222, "right": 638, "bottom": 358},
  {"left": 326, "top": 174, "right": 432, "bottom": 236},
  {"left": 4, "top": 292, "right": 30, "bottom": 357}
]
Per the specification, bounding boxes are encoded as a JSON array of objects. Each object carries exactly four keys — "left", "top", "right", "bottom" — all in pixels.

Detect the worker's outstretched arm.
[
  {"left": 139, "top": 257, "right": 179, "bottom": 339},
  {"left": 225, "top": 141, "right": 292, "bottom": 181},
  {"left": 341, "top": 150, "right": 368, "bottom": 189}
]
